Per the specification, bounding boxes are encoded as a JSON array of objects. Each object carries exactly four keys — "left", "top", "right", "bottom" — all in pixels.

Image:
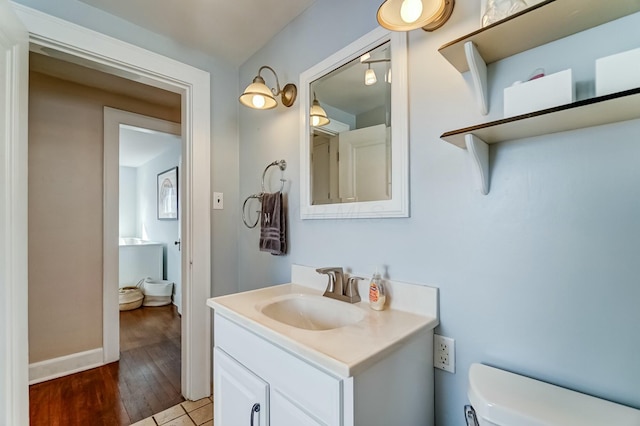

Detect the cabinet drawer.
[{"left": 215, "top": 314, "right": 342, "bottom": 425}]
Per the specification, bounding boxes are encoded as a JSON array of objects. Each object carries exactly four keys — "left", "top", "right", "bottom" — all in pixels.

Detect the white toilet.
[{"left": 466, "top": 363, "right": 640, "bottom": 426}]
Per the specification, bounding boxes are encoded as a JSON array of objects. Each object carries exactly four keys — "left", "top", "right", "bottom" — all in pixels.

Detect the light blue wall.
[
  {"left": 119, "top": 166, "right": 137, "bottom": 237},
  {"left": 137, "top": 146, "right": 180, "bottom": 273},
  {"left": 138, "top": 145, "right": 182, "bottom": 310},
  {"left": 239, "top": 0, "right": 640, "bottom": 424},
  {"left": 15, "top": 0, "right": 241, "bottom": 297}
]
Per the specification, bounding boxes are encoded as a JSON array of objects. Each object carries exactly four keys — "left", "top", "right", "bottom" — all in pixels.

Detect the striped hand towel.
[{"left": 259, "top": 191, "right": 287, "bottom": 255}]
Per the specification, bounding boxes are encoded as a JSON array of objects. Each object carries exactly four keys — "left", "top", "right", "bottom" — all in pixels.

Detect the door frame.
[
  {"left": 0, "top": 1, "right": 29, "bottom": 424},
  {"left": 103, "top": 108, "right": 181, "bottom": 363},
  {"left": 14, "top": 2, "right": 212, "bottom": 402}
]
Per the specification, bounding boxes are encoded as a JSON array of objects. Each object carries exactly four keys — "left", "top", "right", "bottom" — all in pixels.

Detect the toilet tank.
[{"left": 468, "top": 363, "right": 640, "bottom": 426}]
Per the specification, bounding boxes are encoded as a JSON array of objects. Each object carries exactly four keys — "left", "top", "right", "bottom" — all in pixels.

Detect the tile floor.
[{"left": 130, "top": 397, "right": 213, "bottom": 426}]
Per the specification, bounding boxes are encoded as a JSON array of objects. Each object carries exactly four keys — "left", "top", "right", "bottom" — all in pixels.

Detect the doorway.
[
  {"left": 116, "top": 119, "right": 184, "bottom": 413},
  {"left": 5, "top": 6, "right": 212, "bottom": 423},
  {"left": 117, "top": 119, "right": 183, "bottom": 314}
]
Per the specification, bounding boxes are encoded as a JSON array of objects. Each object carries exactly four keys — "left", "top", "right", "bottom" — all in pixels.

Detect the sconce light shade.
[
  {"left": 377, "top": 0, "right": 455, "bottom": 32},
  {"left": 240, "top": 75, "right": 277, "bottom": 110},
  {"left": 310, "top": 97, "right": 330, "bottom": 127},
  {"left": 239, "top": 66, "right": 297, "bottom": 110},
  {"left": 365, "top": 66, "right": 378, "bottom": 86}
]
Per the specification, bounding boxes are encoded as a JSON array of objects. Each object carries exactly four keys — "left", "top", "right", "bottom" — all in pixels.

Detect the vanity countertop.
[{"left": 207, "top": 277, "right": 438, "bottom": 378}]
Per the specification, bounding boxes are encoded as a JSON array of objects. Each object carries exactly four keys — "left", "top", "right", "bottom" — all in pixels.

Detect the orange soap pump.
[{"left": 368, "top": 267, "right": 386, "bottom": 311}]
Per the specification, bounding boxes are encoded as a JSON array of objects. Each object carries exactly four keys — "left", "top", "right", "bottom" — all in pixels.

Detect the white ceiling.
[
  {"left": 314, "top": 42, "right": 391, "bottom": 117},
  {"left": 120, "top": 126, "right": 181, "bottom": 168},
  {"left": 78, "top": 0, "right": 317, "bottom": 66}
]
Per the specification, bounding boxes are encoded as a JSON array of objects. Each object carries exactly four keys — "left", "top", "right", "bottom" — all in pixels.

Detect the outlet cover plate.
[{"left": 434, "top": 334, "right": 455, "bottom": 373}]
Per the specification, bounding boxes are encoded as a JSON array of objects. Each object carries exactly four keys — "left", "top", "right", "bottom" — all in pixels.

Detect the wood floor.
[{"left": 29, "top": 304, "right": 182, "bottom": 425}]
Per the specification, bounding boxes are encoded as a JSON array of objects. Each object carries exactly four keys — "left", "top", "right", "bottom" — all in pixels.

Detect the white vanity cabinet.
[
  {"left": 208, "top": 265, "right": 439, "bottom": 426},
  {"left": 213, "top": 312, "right": 434, "bottom": 426},
  {"left": 214, "top": 314, "right": 342, "bottom": 425}
]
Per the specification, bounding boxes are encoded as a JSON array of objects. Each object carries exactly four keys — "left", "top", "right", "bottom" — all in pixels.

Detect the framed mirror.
[{"left": 299, "top": 27, "right": 408, "bottom": 219}]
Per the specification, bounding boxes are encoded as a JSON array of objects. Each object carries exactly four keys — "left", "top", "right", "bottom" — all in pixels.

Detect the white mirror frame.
[{"left": 299, "top": 27, "right": 409, "bottom": 219}]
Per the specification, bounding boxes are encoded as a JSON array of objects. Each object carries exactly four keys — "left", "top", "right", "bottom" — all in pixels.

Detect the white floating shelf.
[
  {"left": 438, "top": 0, "right": 640, "bottom": 115},
  {"left": 439, "top": 0, "right": 640, "bottom": 73},
  {"left": 441, "top": 88, "right": 640, "bottom": 193},
  {"left": 441, "top": 88, "right": 640, "bottom": 147}
]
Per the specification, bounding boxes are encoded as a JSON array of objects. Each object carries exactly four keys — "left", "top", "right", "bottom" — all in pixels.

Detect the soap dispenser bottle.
[{"left": 368, "top": 268, "right": 386, "bottom": 311}]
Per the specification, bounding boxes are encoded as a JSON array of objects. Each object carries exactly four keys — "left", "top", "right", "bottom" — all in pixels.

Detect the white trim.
[
  {"left": 103, "top": 108, "right": 181, "bottom": 364},
  {"left": 299, "top": 27, "right": 409, "bottom": 219},
  {"left": 13, "top": 3, "right": 212, "bottom": 400},
  {"left": 29, "top": 349, "right": 104, "bottom": 385},
  {"left": 0, "top": 1, "right": 29, "bottom": 424}
]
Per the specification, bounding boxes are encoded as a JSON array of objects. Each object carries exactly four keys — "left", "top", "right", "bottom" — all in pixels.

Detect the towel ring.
[
  {"left": 242, "top": 160, "right": 287, "bottom": 228},
  {"left": 261, "top": 159, "right": 286, "bottom": 193},
  {"left": 242, "top": 194, "right": 262, "bottom": 228}
]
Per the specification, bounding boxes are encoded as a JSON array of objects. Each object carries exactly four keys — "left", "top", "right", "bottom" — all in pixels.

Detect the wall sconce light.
[
  {"left": 239, "top": 65, "right": 297, "bottom": 110},
  {"left": 310, "top": 93, "right": 330, "bottom": 127},
  {"left": 377, "top": 0, "right": 455, "bottom": 32}
]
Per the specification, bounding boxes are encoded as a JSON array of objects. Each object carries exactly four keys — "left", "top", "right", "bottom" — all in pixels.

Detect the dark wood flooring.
[{"left": 29, "top": 304, "right": 182, "bottom": 425}]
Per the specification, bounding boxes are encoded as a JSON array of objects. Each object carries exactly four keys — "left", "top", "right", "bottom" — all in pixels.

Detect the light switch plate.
[{"left": 213, "top": 192, "right": 223, "bottom": 210}]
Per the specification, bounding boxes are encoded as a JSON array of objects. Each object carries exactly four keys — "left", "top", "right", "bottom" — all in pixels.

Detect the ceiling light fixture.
[
  {"left": 362, "top": 58, "right": 390, "bottom": 86},
  {"left": 310, "top": 93, "right": 330, "bottom": 127},
  {"left": 377, "top": 0, "right": 455, "bottom": 32},
  {"left": 239, "top": 65, "right": 297, "bottom": 110}
]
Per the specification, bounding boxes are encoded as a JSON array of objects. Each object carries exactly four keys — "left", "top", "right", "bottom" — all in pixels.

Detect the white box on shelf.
[
  {"left": 596, "top": 48, "right": 640, "bottom": 96},
  {"left": 504, "top": 69, "right": 574, "bottom": 117}
]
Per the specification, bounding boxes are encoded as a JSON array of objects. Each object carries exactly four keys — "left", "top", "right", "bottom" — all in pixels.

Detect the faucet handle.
[
  {"left": 315, "top": 267, "right": 343, "bottom": 274},
  {"left": 316, "top": 267, "right": 343, "bottom": 293},
  {"left": 345, "top": 276, "right": 364, "bottom": 299}
]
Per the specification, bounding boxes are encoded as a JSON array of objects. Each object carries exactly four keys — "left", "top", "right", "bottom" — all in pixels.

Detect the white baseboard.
[{"left": 29, "top": 348, "right": 104, "bottom": 385}]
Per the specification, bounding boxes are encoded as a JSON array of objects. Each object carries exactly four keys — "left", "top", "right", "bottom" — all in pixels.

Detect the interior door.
[
  {"left": 0, "top": 0, "right": 30, "bottom": 424},
  {"left": 338, "top": 124, "right": 390, "bottom": 202},
  {"left": 214, "top": 347, "right": 269, "bottom": 426},
  {"left": 174, "top": 154, "right": 182, "bottom": 314},
  {"left": 312, "top": 137, "right": 331, "bottom": 204}
]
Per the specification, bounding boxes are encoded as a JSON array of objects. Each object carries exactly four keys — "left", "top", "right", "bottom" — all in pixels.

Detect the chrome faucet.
[{"left": 315, "top": 267, "right": 363, "bottom": 303}]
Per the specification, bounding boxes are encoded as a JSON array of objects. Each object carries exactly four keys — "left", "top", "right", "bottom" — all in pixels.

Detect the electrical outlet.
[{"left": 434, "top": 334, "right": 455, "bottom": 373}]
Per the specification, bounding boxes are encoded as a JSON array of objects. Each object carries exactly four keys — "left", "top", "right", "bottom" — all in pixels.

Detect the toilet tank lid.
[{"left": 468, "top": 363, "right": 640, "bottom": 426}]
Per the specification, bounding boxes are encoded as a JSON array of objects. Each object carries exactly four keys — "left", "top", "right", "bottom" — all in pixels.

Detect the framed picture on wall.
[{"left": 157, "top": 166, "right": 178, "bottom": 220}]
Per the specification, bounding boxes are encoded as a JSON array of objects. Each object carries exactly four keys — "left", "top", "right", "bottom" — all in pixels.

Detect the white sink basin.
[{"left": 257, "top": 293, "right": 365, "bottom": 331}]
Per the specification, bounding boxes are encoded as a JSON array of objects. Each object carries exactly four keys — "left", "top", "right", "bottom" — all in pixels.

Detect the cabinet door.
[
  {"left": 271, "top": 389, "right": 326, "bottom": 426},
  {"left": 214, "top": 348, "right": 268, "bottom": 426}
]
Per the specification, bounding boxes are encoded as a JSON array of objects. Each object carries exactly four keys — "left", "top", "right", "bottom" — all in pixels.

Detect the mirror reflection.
[{"left": 309, "top": 41, "right": 391, "bottom": 205}]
